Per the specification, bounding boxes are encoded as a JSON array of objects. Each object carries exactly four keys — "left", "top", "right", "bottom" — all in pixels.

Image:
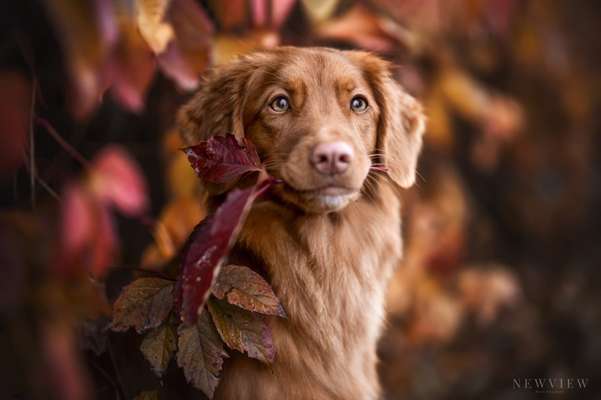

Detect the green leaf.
[
  {"left": 111, "top": 278, "right": 174, "bottom": 333},
  {"left": 207, "top": 298, "right": 275, "bottom": 364},
  {"left": 177, "top": 311, "right": 227, "bottom": 398},
  {"left": 140, "top": 324, "right": 177, "bottom": 377},
  {"left": 212, "top": 264, "right": 286, "bottom": 318}
]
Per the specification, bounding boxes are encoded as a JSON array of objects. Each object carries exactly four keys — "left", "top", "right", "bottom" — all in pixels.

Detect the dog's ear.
[
  {"left": 177, "top": 57, "right": 258, "bottom": 145},
  {"left": 346, "top": 51, "right": 425, "bottom": 188}
]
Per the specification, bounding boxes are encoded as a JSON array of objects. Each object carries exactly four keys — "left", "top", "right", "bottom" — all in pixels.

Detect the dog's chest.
[
  {"left": 232, "top": 194, "right": 403, "bottom": 399},
  {"left": 240, "top": 196, "right": 402, "bottom": 380}
]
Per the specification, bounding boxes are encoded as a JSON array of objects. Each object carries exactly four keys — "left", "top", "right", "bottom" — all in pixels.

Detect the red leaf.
[
  {"left": 177, "top": 179, "right": 273, "bottom": 325},
  {"left": 0, "top": 71, "right": 31, "bottom": 175},
  {"left": 183, "top": 134, "right": 262, "bottom": 184},
  {"left": 89, "top": 145, "right": 149, "bottom": 216}
]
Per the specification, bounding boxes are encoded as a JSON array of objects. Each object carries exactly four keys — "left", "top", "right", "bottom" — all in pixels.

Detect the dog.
[{"left": 178, "top": 47, "right": 424, "bottom": 400}]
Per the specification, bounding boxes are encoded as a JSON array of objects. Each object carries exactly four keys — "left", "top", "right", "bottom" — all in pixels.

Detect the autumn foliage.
[{"left": 2, "top": 1, "right": 601, "bottom": 399}]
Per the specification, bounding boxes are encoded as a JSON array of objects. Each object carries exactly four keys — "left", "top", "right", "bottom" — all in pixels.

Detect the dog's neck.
[{"left": 230, "top": 181, "right": 402, "bottom": 398}]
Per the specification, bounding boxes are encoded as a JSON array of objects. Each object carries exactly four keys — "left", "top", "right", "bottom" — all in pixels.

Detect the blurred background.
[{"left": 1, "top": 0, "right": 600, "bottom": 399}]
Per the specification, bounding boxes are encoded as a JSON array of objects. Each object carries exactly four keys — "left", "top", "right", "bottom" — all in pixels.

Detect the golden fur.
[{"left": 178, "top": 47, "right": 424, "bottom": 400}]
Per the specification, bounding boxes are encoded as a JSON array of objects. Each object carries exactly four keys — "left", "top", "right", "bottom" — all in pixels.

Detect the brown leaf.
[
  {"left": 207, "top": 298, "right": 275, "bottom": 364},
  {"left": 316, "top": 4, "right": 399, "bottom": 52},
  {"left": 140, "top": 323, "right": 177, "bottom": 376},
  {"left": 136, "top": 0, "right": 175, "bottom": 54},
  {"left": 110, "top": 20, "right": 157, "bottom": 112},
  {"left": 213, "top": 31, "right": 280, "bottom": 66},
  {"left": 177, "top": 311, "right": 228, "bottom": 398},
  {"left": 208, "top": 0, "right": 246, "bottom": 31},
  {"left": 112, "top": 278, "right": 174, "bottom": 333},
  {"left": 141, "top": 196, "right": 206, "bottom": 268},
  {"left": 213, "top": 265, "right": 286, "bottom": 317},
  {"left": 158, "top": 0, "right": 213, "bottom": 90},
  {"left": 301, "top": 0, "right": 339, "bottom": 22},
  {"left": 43, "top": 0, "right": 117, "bottom": 118},
  {"left": 135, "top": 390, "right": 159, "bottom": 400}
]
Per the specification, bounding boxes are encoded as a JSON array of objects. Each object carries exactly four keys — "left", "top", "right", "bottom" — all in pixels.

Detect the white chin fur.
[{"left": 314, "top": 193, "right": 356, "bottom": 211}]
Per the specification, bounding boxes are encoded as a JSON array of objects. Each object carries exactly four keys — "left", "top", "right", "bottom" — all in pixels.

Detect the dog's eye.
[
  {"left": 269, "top": 96, "right": 290, "bottom": 113},
  {"left": 350, "top": 96, "right": 368, "bottom": 113}
]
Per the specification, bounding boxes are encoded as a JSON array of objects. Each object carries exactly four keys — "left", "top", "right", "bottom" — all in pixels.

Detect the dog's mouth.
[
  {"left": 297, "top": 185, "right": 355, "bottom": 196},
  {"left": 280, "top": 182, "right": 360, "bottom": 212}
]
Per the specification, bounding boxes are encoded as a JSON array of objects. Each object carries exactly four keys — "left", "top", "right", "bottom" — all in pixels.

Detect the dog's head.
[{"left": 179, "top": 47, "right": 424, "bottom": 213}]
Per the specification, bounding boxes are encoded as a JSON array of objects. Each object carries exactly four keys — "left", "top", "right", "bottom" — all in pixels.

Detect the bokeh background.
[{"left": 1, "top": 1, "right": 600, "bottom": 399}]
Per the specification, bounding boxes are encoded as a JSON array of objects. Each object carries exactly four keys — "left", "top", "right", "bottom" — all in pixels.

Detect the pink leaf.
[
  {"left": 271, "top": 0, "right": 296, "bottom": 28},
  {"left": 60, "top": 183, "right": 95, "bottom": 264},
  {"left": 251, "top": 0, "right": 268, "bottom": 27},
  {"left": 58, "top": 182, "right": 117, "bottom": 278},
  {"left": 89, "top": 145, "right": 149, "bottom": 217},
  {"left": 176, "top": 179, "right": 273, "bottom": 325},
  {"left": 183, "top": 134, "right": 262, "bottom": 184}
]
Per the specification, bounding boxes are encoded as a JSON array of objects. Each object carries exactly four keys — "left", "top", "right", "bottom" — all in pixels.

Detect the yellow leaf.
[{"left": 136, "top": 0, "right": 175, "bottom": 54}]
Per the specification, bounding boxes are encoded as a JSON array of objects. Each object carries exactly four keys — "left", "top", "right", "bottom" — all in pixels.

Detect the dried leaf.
[
  {"left": 213, "top": 31, "right": 280, "bottom": 66},
  {"left": 78, "top": 317, "right": 109, "bottom": 356},
  {"left": 459, "top": 266, "right": 520, "bottom": 323},
  {"left": 177, "top": 180, "right": 273, "bottom": 325},
  {"left": 141, "top": 196, "right": 206, "bottom": 268},
  {"left": 183, "top": 134, "right": 262, "bottom": 184},
  {"left": 301, "top": 0, "right": 339, "bottom": 22},
  {"left": 135, "top": 390, "right": 159, "bottom": 400},
  {"left": 88, "top": 145, "right": 149, "bottom": 217},
  {"left": 208, "top": 298, "right": 275, "bottom": 364},
  {"left": 140, "top": 323, "right": 177, "bottom": 376},
  {"left": 110, "top": 21, "right": 157, "bottom": 112},
  {"left": 316, "top": 4, "right": 398, "bottom": 52},
  {"left": 158, "top": 0, "right": 213, "bottom": 90},
  {"left": 43, "top": 0, "right": 117, "bottom": 118},
  {"left": 136, "top": 0, "right": 175, "bottom": 53},
  {"left": 213, "top": 264, "right": 286, "bottom": 317},
  {"left": 208, "top": 0, "right": 246, "bottom": 31},
  {"left": 177, "top": 311, "right": 227, "bottom": 398},
  {"left": 166, "top": 150, "right": 202, "bottom": 198},
  {"left": 112, "top": 278, "right": 174, "bottom": 333}
]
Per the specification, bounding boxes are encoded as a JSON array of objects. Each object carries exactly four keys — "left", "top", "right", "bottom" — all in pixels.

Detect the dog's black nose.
[{"left": 311, "top": 142, "right": 354, "bottom": 175}]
